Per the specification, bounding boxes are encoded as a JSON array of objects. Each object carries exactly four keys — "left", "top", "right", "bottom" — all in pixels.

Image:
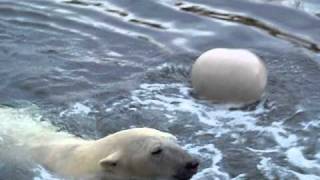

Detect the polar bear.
[
  {"left": 31, "top": 128, "right": 199, "bottom": 180},
  {"left": 0, "top": 105, "right": 199, "bottom": 180},
  {"left": 191, "top": 48, "right": 267, "bottom": 104}
]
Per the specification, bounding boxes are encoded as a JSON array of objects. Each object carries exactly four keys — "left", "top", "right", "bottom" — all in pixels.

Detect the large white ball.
[{"left": 191, "top": 48, "right": 267, "bottom": 104}]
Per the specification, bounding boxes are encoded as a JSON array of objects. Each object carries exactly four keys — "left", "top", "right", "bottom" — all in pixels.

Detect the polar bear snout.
[
  {"left": 184, "top": 159, "right": 199, "bottom": 172},
  {"left": 174, "top": 158, "right": 199, "bottom": 180}
]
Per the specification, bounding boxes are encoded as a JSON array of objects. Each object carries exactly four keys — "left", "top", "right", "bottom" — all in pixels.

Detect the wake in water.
[
  {"left": 0, "top": 104, "right": 66, "bottom": 180},
  {"left": 0, "top": 104, "right": 75, "bottom": 146}
]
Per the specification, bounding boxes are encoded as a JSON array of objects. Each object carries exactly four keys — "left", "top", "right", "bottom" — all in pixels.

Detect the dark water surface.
[{"left": 0, "top": 0, "right": 320, "bottom": 179}]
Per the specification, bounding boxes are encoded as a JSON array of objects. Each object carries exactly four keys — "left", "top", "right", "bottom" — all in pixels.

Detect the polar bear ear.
[{"left": 99, "top": 151, "right": 122, "bottom": 169}]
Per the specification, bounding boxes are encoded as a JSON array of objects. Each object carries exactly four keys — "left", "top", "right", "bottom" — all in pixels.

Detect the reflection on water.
[
  {"left": 177, "top": 2, "right": 320, "bottom": 52},
  {"left": 249, "top": 0, "right": 320, "bottom": 16},
  {"left": 0, "top": 0, "right": 320, "bottom": 179}
]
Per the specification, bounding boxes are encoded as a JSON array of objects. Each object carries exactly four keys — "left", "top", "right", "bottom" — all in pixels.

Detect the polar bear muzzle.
[{"left": 173, "top": 158, "right": 199, "bottom": 180}]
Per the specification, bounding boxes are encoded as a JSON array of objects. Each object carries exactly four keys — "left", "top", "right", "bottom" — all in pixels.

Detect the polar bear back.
[{"left": 0, "top": 105, "right": 76, "bottom": 146}]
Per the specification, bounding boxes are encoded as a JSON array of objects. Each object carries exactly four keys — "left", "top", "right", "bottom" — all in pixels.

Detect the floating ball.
[{"left": 191, "top": 48, "right": 267, "bottom": 104}]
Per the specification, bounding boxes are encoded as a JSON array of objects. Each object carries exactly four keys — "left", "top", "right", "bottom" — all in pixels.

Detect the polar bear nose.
[
  {"left": 173, "top": 159, "right": 199, "bottom": 180},
  {"left": 184, "top": 159, "right": 199, "bottom": 171}
]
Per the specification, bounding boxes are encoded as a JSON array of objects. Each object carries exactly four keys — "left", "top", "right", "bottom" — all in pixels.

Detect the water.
[{"left": 0, "top": 0, "right": 320, "bottom": 179}]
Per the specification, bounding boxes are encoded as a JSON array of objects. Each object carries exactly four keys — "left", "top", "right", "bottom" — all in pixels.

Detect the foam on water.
[
  {"left": 186, "top": 144, "right": 229, "bottom": 180},
  {"left": 287, "top": 147, "right": 320, "bottom": 175},
  {"left": 119, "top": 83, "right": 265, "bottom": 179},
  {"left": 33, "top": 166, "right": 61, "bottom": 180},
  {"left": 103, "top": 68, "right": 320, "bottom": 180},
  {"left": 59, "top": 102, "right": 92, "bottom": 117},
  {"left": 2, "top": 81, "right": 319, "bottom": 179},
  {"left": 258, "top": 157, "right": 320, "bottom": 180},
  {"left": 1, "top": 69, "right": 319, "bottom": 180}
]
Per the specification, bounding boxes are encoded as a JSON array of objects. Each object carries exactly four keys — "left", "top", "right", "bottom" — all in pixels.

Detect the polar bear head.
[{"left": 97, "top": 128, "right": 199, "bottom": 180}]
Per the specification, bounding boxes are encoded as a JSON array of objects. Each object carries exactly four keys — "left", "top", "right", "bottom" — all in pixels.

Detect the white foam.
[
  {"left": 258, "top": 157, "right": 320, "bottom": 180},
  {"left": 286, "top": 147, "right": 320, "bottom": 175},
  {"left": 231, "top": 174, "right": 247, "bottom": 180},
  {"left": 105, "top": 82, "right": 267, "bottom": 179},
  {"left": 264, "top": 122, "right": 298, "bottom": 148},
  {"left": 131, "top": 82, "right": 319, "bottom": 180},
  {"left": 33, "top": 166, "right": 61, "bottom": 180},
  {"left": 290, "top": 171, "right": 320, "bottom": 180},
  {"left": 103, "top": 66, "right": 320, "bottom": 180},
  {"left": 247, "top": 147, "right": 278, "bottom": 153},
  {"left": 59, "top": 102, "right": 92, "bottom": 117},
  {"left": 302, "top": 119, "right": 320, "bottom": 129},
  {"left": 107, "top": 51, "right": 123, "bottom": 57},
  {"left": 171, "top": 38, "right": 193, "bottom": 51},
  {"left": 186, "top": 144, "right": 229, "bottom": 180},
  {"left": 71, "top": 102, "right": 91, "bottom": 115},
  {"left": 127, "top": 82, "right": 270, "bottom": 138},
  {"left": 257, "top": 157, "right": 274, "bottom": 179}
]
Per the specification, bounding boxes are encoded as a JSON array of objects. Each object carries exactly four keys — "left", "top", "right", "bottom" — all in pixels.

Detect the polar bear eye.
[
  {"left": 110, "top": 162, "right": 117, "bottom": 167},
  {"left": 151, "top": 147, "right": 163, "bottom": 155}
]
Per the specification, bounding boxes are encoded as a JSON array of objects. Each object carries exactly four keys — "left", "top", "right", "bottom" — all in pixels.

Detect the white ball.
[{"left": 191, "top": 48, "right": 267, "bottom": 104}]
